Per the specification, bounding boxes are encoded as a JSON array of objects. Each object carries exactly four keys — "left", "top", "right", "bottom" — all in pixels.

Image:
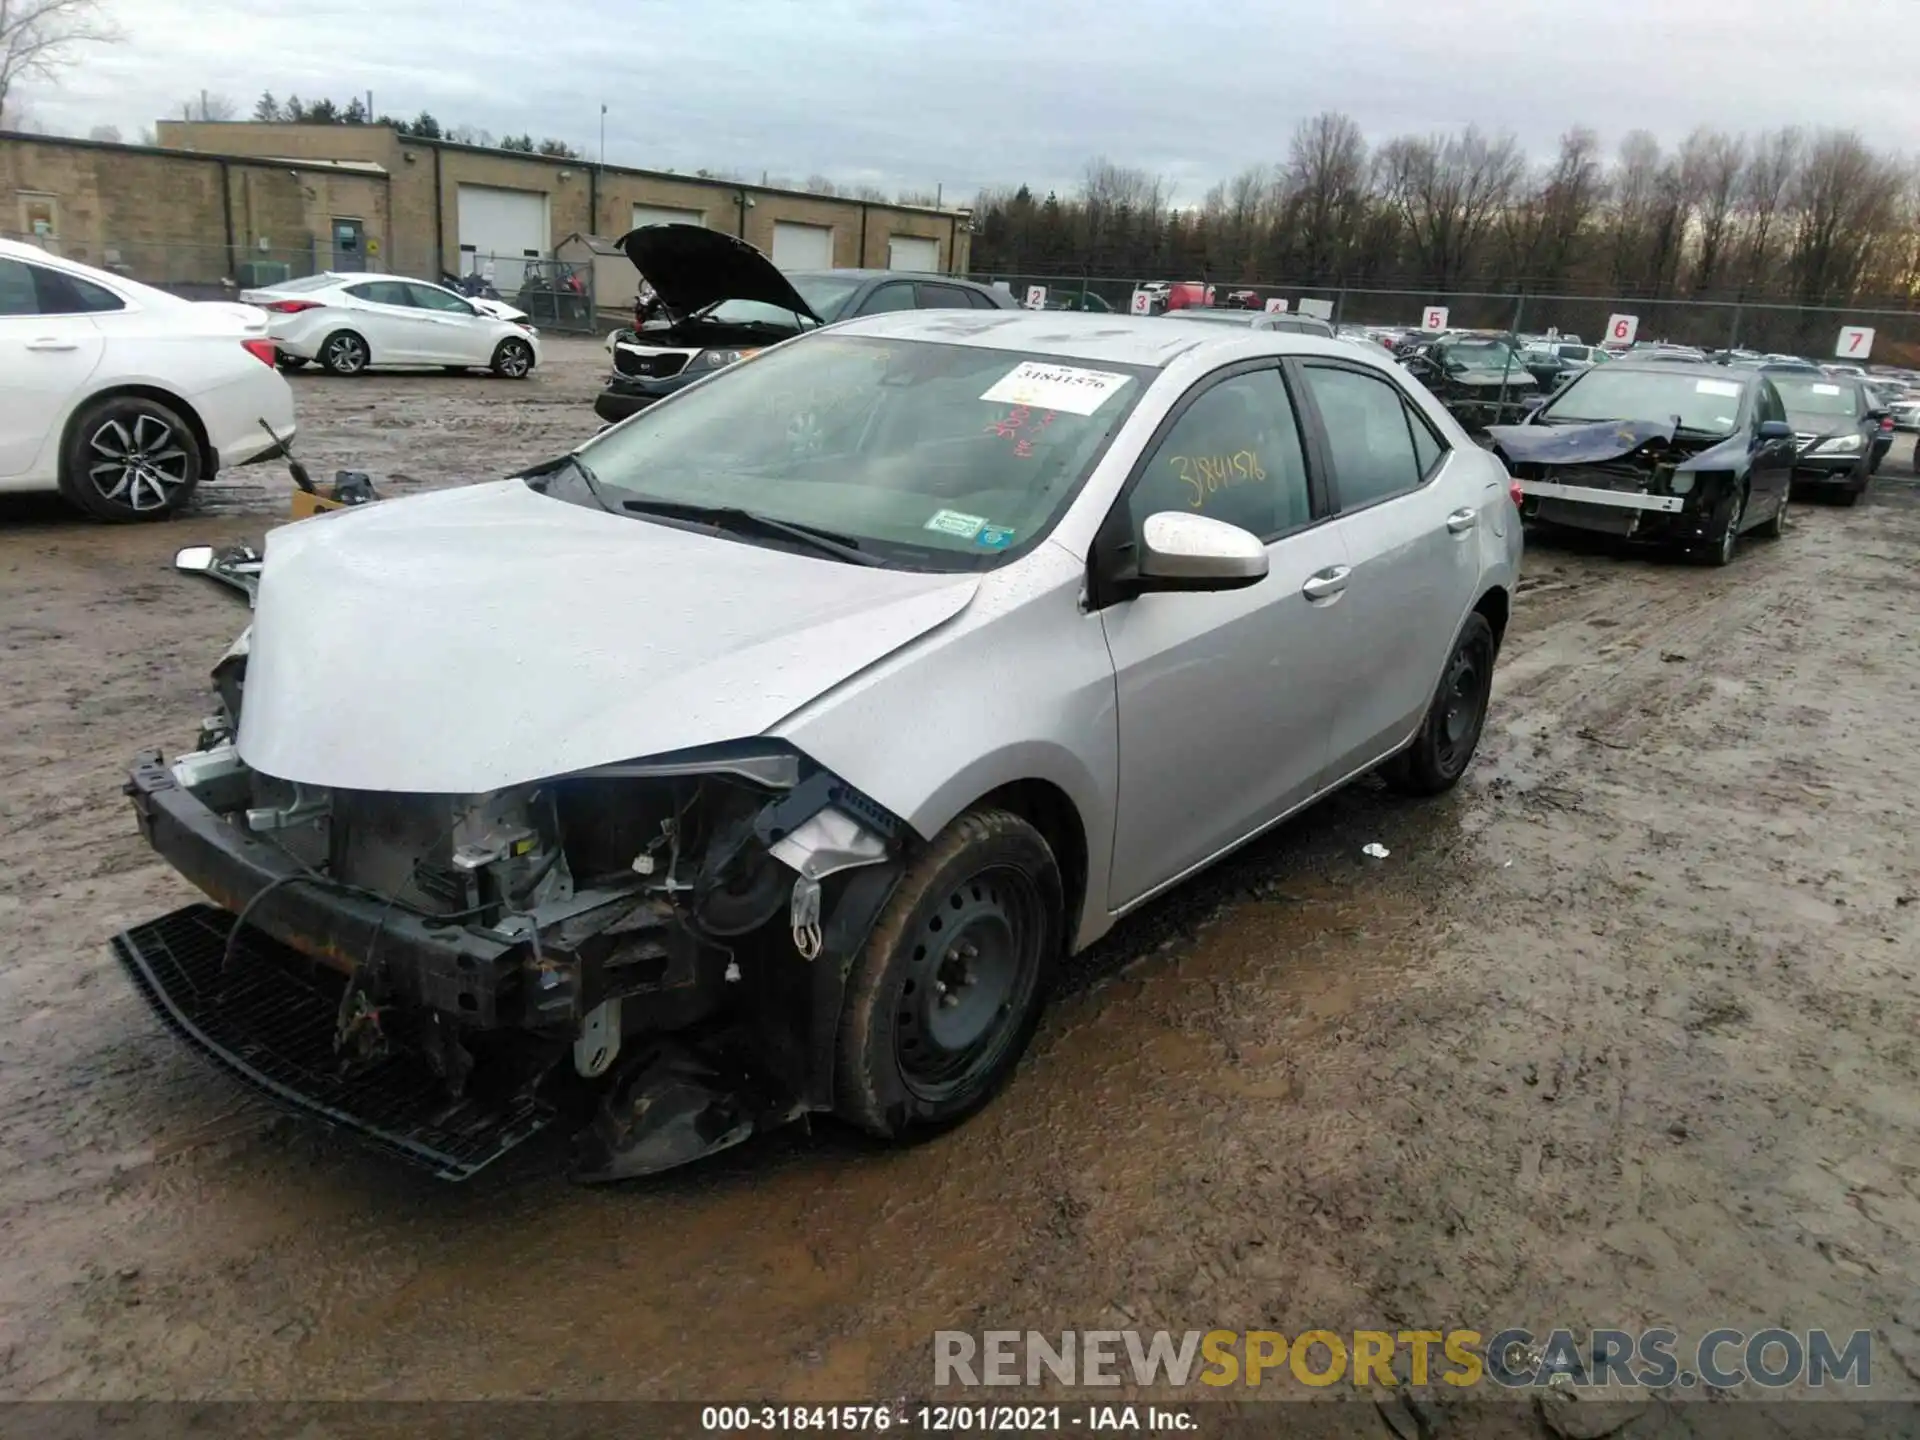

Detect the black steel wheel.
[
  {"left": 319, "top": 330, "right": 369, "bottom": 375},
  {"left": 1382, "top": 611, "right": 1496, "bottom": 797},
  {"left": 58, "top": 395, "right": 204, "bottom": 522},
  {"left": 835, "top": 808, "right": 1061, "bottom": 1138}
]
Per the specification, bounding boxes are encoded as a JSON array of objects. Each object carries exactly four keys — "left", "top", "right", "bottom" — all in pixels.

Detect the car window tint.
[
  {"left": 1303, "top": 365, "right": 1424, "bottom": 509},
  {"left": 33, "top": 268, "right": 124, "bottom": 314},
  {"left": 1407, "top": 401, "right": 1445, "bottom": 479},
  {"left": 964, "top": 287, "right": 1000, "bottom": 309},
  {"left": 1130, "top": 368, "right": 1312, "bottom": 540},
  {"left": 916, "top": 283, "right": 974, "bottom": 310},
  {"left": 855, "top": 283, "right": 915, "bottom": 316},
  {"left": 348, "top": 281, "right": 411, "bottom": 306},
  {"left": 406, "top": 283, "right": 472, "bottom": 314},
  {"left": 0, "top": 258, "right": 37, "bottom": 315},
  {"left": 1758, "top": 382, "right": 1786, "bottom": 426}
]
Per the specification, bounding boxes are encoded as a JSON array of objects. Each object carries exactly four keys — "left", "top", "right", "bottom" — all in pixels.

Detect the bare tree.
[
  {"left": 178, "top": 90, "right": 237, "bottom": 122},
  {"left": 1376, "top": 126, "right": 1524, "bottom": 288},
  {"left": 0, "top": 0, "right": 118, "bottom": 125},
  {"left": 85, "top": 120, "right": 115, "bottom": 141},
  {"left": 1278, "top": 111, "right": 1368, "bottom": 282},
  {"left": 1785, "top": 130, "right": 1900, "bottom": 305},
  {"left": 1733, "top": 128, "right": 1800, "bottom": 292},
  {"left": 1680, "top": 128, "right": 1745, "bottom": 293},
  {"left": 802, "top": 174, "right": 838, "bottom": 197}
]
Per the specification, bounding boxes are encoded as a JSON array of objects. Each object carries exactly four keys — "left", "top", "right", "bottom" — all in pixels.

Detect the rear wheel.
[
  {"left": 1382, "top": 612, "right": 1496, "bottom": 797},
  {"left": 319, "top": 330, "right": 369, "bottom": 376},
  {"left": 491, "top": 337, "right": 534, "bottom": 378},
  {"left": 59, "top": 395, "right": 204, "bottom": 522},
  {"left": 835, "top": 808, "right": 1060, "bottom": 1140}
]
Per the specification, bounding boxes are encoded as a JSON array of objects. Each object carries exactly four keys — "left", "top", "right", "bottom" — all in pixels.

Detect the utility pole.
[{"left": 599, "top": 104, "right": 607, "bottom": 169}]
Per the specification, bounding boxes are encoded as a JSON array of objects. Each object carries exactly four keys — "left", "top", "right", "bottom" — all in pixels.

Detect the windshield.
[
  {"left": 1445, "top": 340, "right": 1519, "bottom": 367},
  {"left": 789, "top": 273, "right": 865, "bottom": 320},
  {"left": 567, "top": 335, "right": 1154, "bottom": 569},
  {"left": 699, "top": 298, "right": 816, "bottom": 329},
  {"left": 1772, "top": 376, "right": 1863, "bottom": 418},
  {"left": 1538, "top": 368, "right": 1746, "bottom": 435}
]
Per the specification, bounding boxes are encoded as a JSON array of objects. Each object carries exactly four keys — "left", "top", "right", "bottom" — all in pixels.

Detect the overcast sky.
[{"left": 16, "top": 0, "right": 1917, "bottom": 202}]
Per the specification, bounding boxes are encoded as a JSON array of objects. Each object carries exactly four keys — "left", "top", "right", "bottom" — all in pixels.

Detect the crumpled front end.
[
  {"left": 1491, "top": 419, "right": 1744, "bottom": 544},
  {"left": 118, "top": 671, "right": 909, "bottom": 1183}
]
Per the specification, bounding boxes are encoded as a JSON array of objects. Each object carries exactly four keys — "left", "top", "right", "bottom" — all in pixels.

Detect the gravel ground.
[{"left": 1, "top": 338, "right": 1916, "bottom": 1427}]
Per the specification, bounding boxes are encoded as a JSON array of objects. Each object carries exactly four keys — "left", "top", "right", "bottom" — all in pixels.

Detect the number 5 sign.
[
  {"left": 1606, "top": 313, "right": 1640, "bottom": 346},
  {"left": 1421, "top": 305, "right": 1449, "bottom": 331},
  {"left": 1837, "top": 325, "right": 1874, "bottom": 358}
]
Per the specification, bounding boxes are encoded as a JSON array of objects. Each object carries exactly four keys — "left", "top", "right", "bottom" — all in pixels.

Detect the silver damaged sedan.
[{"left": 118, "top": 311, "right": 1522, "bottom": 1182}]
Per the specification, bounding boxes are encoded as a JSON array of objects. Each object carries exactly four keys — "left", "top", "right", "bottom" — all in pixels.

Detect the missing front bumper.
[{"left": 112, "top": 904, "right": 554, "bottom": 1180}]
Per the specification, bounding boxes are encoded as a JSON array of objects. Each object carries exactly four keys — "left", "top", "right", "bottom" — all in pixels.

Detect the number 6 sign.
[
  {"left": 1837, "top": 325, "right": 1874, "bottom": 359},
  {"left": 1606, "top": 313, "right": 1640, "bottom": 346},
  {"left": 1421, "top": 305, "right": 1449, "bottom": 331}
]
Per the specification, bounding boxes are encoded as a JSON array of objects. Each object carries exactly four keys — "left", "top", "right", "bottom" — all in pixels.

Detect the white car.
[
  {"left": 239, "top": 273, "right": 541, "bottom": 378},
  {"left": 0, "top": 237, "right": 294, "bottom": 522}
]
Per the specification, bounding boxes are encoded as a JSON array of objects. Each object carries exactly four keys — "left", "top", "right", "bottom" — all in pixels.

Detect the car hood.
[
  {"left": 616, "top": 224, "right": 820, "bottom": 323},
  {"left": 1487, "top": 417, "right": 1749, "bottom": 472},
  {"left": 470, "top": 296, "right": 529, "bottom": 323},
  {"left": 1447, "top": 365, "right": 1537, "bottom": 389},
  {"left": 236, "top": 480, "right": 979, "bottom": 793}
]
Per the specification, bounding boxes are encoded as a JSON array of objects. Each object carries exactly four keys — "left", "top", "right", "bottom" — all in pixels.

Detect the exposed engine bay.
[
  {"left": 118, "top": 637, "right": 907, "bottom": 1183},
  {"left": 1488, "top": 418, "right": 1748, "bottom": 541}
]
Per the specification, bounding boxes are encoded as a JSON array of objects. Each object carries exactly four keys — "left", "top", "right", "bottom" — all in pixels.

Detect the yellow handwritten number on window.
[{"left": 1168, "top": 451, "right": 1266, "bottom": 509}]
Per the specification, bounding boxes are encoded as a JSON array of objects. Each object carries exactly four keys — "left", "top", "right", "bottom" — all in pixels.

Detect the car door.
[
  {"left": 341, "top": 280, "right": 429, "bottom": 363},
  {"left": 1098, "top": 363, "right": 1352, "bottom": 910},
  {"left": 1294, "top": 359, "right": 1487, "bottom": 783},
  {"left": 404, "top": 282, "right": 489, "bottom": 364},
  {"left": 0, "top": 257, "right": 107, "bottom": 485},
  {"left": 1749, "top": 379, "right": 1795, "bottom": 522}
]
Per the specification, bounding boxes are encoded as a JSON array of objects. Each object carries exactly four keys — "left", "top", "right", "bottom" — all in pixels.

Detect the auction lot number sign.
[{"left": 1607, "top": 313, "right": 1640, "bottom": 346}]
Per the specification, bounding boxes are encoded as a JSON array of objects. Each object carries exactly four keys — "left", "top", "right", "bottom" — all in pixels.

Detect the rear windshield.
[
  {"left": 1538, "top": 368, "right": 1746, "bottom": 435},
  {"left": 1772, "top": 376, "right": 1863, "bottom": 417},
  {"left": 268, "top": 273, "right": 340, "bottom": 293}
]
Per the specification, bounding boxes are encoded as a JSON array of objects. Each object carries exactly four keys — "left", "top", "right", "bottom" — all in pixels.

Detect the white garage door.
[
  {"left": 632, "top": 204, "right": 706, "bottom": 230},
  {"left": 888, "top": 235, "right": 940, "bottom": 271},
  {"left": 772, "top": 222, "right": 834, "bottom": 270},
  {"left": 457, "top": 185, "right": 549, "bottom": 291}
]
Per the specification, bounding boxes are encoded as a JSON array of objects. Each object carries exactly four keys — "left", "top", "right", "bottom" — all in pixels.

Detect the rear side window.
[
  {"left": 35, "top": 269, "right": 125, "bottom": 314},
  {"left": 1301, "top": 364, "right": 1427, "bottom": 509},
  {"left": 916, "top": 283, "right": 975, "bottom": 310},
  {"left": 855, "top": 282, "right": 915, "bottom": 315},
  {"left": 964, "top": 287, "right": 1001, "bottom": 310}
]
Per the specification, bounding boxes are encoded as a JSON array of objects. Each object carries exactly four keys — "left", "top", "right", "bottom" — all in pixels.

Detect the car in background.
[
  {"left": 1397, "top": 334, "right": 1539, "bottom": 427},
  {"left": 1161, "top": 307, "right": 1336, "bottom": 337},
  {"left": 1517, "top": 340, "right": 1605, "bottom": 391},
  {"left": 1490, "top": 360, "right": 1794, "bottom": 564},
  {"left": 0, "top": 237, "right": 293, "bottom": 522},
  {"left": 1884, "top": 390, "right": 1920, "bottom": 432},
  {"left": 117, "top": 310, "right": 1521, "bottom": 1181},
  {"left": 593, "top": 225, "right": 1017, "bottom": 425},
  {"left": 240, "top": 272, "right": 541, "bottom": 378},
  {"left": 1765, "top": 370, "right": 1881, "bottom": 502}
]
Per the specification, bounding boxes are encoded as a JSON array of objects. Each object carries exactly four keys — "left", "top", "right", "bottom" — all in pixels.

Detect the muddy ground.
[{"left": 2, "top": 337, "right": 1917, "bottom": 1424}]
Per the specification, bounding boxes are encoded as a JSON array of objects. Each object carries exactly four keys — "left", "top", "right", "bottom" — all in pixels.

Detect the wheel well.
[
  {"left": 1474, "top": 585, "right": 1511, "bottom": 654},
  {"left": 976, "top": 779, "right": 1089, "bottom": 944},
  {"left": 60, "top": 386, "right": 215, "bottom": 480}
]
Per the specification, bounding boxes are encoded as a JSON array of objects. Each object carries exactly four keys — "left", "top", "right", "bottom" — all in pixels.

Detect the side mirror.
[
  {"left": 174, "top": 545, "right": 215, "bottom": 573},
  {"left": 1135, "top": 512, "right": 1268, "bottom": 592},
  {"left": 1757, "top": 420, "right": 1794, "bottom": 442},
  {"left": 1867, "top": 409, "right": 1890, "bottom": 423}
]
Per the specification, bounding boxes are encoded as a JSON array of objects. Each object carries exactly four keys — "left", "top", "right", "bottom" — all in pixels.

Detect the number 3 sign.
[
  {"left": 1837, "top": 325, "right": 1874, "bottom": 358},
  {"left": 1421, "top": 305, "right": 1449, "bottom": 331},
  {"left": 1607, "top": 313, "right": 1640, "bottom": 346}
]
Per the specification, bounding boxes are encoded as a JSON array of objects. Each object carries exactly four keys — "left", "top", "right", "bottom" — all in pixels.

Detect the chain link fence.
[
  {"left": 453, "top": 252, "right": 596, "bottom": 333},
  {"left": 967, "top": 272, "right": 1920, "bottom": 366}
]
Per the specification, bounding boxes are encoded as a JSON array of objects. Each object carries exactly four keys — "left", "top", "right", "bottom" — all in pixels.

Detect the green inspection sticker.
[{"left": 924, "top": 509, "right": 987, "bottom": 539}]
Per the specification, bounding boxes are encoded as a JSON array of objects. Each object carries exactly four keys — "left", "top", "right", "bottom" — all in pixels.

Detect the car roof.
[
  {"left": 1603, "top": 360, "right": 1758, "bottom": 383},
  {"left": 788, "top": 269, "right": 992, "bottom": 285},
  {"left": 828, "top": 309, "right": 1366, "bottom": 368}
]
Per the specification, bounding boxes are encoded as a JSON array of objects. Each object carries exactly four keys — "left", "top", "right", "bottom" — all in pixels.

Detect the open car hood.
[
  {"left": 236, "top": 480, "right": 978, "bottom": 793},
  {"left": 616, "top": 224, "right": 821, "bottom": 323}
]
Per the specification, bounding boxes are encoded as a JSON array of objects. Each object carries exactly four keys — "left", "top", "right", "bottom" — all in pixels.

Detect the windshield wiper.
[
  {"left": 527, "top": 452, "right": 618, "bottom": 514},
  {"left": 619, "top": 498, "right": 881, "bottom": 566}
]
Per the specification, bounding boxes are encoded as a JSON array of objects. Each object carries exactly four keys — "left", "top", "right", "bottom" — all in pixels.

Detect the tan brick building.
[{"left": 2, "top": 121, "right": 972, "bottom": 305}]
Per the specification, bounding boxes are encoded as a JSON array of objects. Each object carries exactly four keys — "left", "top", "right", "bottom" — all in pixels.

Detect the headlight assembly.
[
  {"left": 696, "top": 348, "right": 745, "bottom": 369},
  {"left": 1810, "top": 433, "right": 1863, "bottom": 455}
]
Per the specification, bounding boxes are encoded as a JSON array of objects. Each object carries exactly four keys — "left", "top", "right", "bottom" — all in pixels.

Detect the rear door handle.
[
  {"left": 26, "top": 338, "right": 78, "bottom": 351},
  {"left": 1446, "top": 507, "right": 1477, "bottom": 534},
  {"left": 1301, "top": 565, "right": 1351, "bottom": 601}
]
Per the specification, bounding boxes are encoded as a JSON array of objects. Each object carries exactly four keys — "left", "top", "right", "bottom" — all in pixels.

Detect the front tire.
[
  {"left": 1755, "top": 488, "right": 1789, "bottom": 539},
  {"left": 835, "top": 808, "right": 1061, "bottom": 1140},
  {"left": 1382, "top": 612, "right": 1496, "bottom": 797},
  {"left": 59, "top": 395, "right": 204, "bottom": 522},
  {"left": 1696, "top": 484, "right": 1745, "bottom": 566},
  {"left": 491, "top": 337, "right": 535, "bottom": 378},
  {"left": 319, "top": 330, "right": 369, "bottom": 376}
]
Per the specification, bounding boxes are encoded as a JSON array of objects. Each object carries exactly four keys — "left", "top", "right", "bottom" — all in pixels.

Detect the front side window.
[
  {"left": 568, "top": 336, "right": 1154, "bottom": 569},
  {"left": 1301, "top": 365, "right": 1426, "bottom": 509},
  {"left": 347, "top": 281, "right": 413, "bottom": 307},
  {"left": 1128, "top": 368, "right": 1312, "bottom": 540},
  {"left": 407, "top": 283, "right": 474, "bottom": 314}
]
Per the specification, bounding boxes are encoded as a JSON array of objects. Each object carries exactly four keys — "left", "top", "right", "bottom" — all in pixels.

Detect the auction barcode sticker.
[{"left": 981, "top": 362, "right": 1129, "bottom": 416}]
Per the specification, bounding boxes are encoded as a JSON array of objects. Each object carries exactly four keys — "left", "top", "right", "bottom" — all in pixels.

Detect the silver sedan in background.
[{"left": 120, "top": 312, "right": 1523, "bottom": 1181}]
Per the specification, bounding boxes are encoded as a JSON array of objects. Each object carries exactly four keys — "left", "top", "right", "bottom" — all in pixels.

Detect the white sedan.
[
  {"left": 240, "top": 273, "right": 541, "bottom": 378},
  {"left": 0, "top": 237, "right": 294, "bottom": 522}
]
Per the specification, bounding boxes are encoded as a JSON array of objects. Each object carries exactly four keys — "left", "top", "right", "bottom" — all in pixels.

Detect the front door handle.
[
  {"left": 27, "top": 338, "right": 78, "bottom": 351},
  {"left": 1301, "top": 565, "right": 1351, "bottom": 601},
  {"left": 1446, "top": 507, "right": 1477, "bottom": 534}
]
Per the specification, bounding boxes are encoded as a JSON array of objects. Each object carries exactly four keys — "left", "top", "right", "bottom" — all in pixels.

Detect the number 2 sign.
[
  {"left": 1421, "top": 305, "right": 1449, "bottom": 331},
  {"left": 1024, "top": 285, "right": 1047, "bottom": 311},
  {"left": 1837, "top": 325, "right": 1874, "bottom": 359},
  {"left": 1606, "top": 313, "right": 1640, "bottom": 346}
]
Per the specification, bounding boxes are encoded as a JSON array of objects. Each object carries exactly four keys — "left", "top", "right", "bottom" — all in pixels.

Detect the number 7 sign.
[{"left": 1837, "top": 325, "right": 1874, "bottom": 358}]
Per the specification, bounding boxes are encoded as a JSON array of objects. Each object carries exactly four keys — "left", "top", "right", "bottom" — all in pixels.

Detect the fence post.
[
  {"left": 1728, "top": 302, "right": 1743, "bottom": 352},
  {"left": 1334, "top": 287, "right": 1346, "bottom": 327},
  {"left": 1496, "top": 289, "right": 1526, "bottom": 422}
]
